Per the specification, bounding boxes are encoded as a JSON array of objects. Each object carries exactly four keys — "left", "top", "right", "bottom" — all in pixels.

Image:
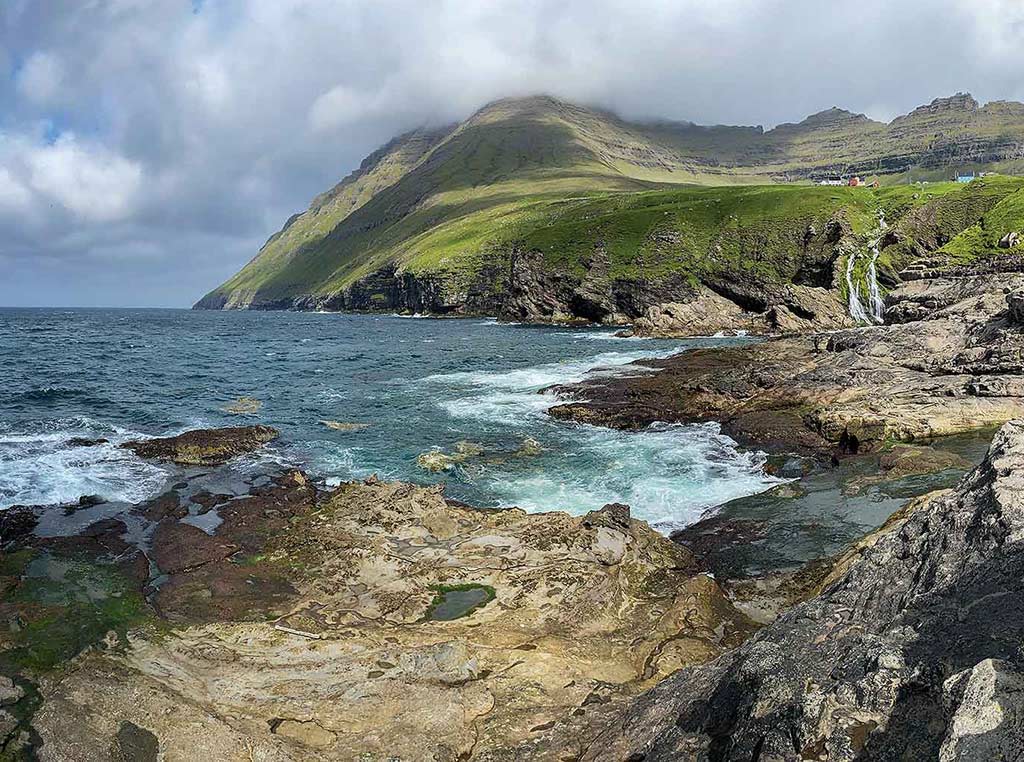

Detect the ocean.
[{"left": 0, "top": 308, "right": 782, "bottom": 530}]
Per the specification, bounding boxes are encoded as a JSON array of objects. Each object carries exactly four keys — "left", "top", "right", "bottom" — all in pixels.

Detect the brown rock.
[
  {"left": 121, "top": 426, "right": 279, "bottom": 466},
  {"left": 32, "top": 479, "right": 757, "bottom": 760}
]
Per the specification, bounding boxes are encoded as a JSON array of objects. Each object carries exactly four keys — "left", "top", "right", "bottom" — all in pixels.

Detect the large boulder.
[{"left": 121, "top": 425, "right": 279, "bottom": 466}]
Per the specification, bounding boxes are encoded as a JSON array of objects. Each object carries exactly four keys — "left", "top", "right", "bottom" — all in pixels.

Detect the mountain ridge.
[{"left": 197, "top": 92, "right": 1024, "bottom": 320}]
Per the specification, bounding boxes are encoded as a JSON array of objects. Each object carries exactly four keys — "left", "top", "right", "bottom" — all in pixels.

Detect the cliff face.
[
  {"left": 579, "top": 418, "right": 1024, "bottom": 761},
  {"left": 197, "top": 93, "right": 1024, "bottom": 319}
]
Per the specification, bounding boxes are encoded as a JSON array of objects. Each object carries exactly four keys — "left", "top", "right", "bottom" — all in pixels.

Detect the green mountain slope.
[{"left": 197, "top": 94, "right": 1024, "bottom": 319}]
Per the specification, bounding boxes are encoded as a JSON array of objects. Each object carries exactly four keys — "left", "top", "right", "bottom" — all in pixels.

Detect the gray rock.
[
  {"left": 998, "top": 231, "right": 1020, "bottom": 249},
  {"left": 0, "top": 676, "right": 23, "bottom": 706},
  {"left": 940, "top": 659, "right": 1024, "bottom": 762},
  {"left": 584, "top": 420, "right": 1024, "bottom": 761},
  {"left": 0, "top": 709, "right": 17, "bottom": 745}
]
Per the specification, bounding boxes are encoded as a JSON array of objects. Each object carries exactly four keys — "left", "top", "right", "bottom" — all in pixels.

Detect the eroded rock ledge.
[{"left": 7, "top": 467, "right": 758, "bottom": 760}]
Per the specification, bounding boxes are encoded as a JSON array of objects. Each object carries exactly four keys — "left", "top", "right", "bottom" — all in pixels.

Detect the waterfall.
[
  {"left": 846, "top": 212, "right": 887, "bottom": 324},
  {"left": 845, "top": 250, "right": 871, "bottom": 323},
  {"left": 866, "top": 248, "right": 884, "bottom": 321}
]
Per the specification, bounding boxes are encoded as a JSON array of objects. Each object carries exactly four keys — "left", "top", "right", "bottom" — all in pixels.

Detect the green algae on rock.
[
  {"left": 425, "top": 583, "right": 496, "bottom": 621},
  {"left": 121, "top": 425, "right": 279, "bottom": 466}
]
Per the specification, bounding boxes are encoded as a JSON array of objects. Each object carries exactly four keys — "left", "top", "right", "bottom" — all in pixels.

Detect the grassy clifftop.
[{"left": 197, "top": 94, "right": 1024, "bottom": 314}]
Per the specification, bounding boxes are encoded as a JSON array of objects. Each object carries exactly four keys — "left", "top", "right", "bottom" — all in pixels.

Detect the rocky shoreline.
[
  {"left": 0, "top": 426, "right": 765, "bottom": 760},
  {"left": 0, "top": 416, "right": 1017, "bottom": 759},
  {"left": 5, "top": 249, "right": 1024, "bottom": 760},
  {"left": 549, "top": 270, "right": 1024, "bottom": 461}
]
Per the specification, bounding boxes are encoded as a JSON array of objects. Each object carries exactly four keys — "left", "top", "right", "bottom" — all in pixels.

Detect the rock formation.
[
  {"left": 578, "top": 419, "right": 1024, "bottom": 761},
  {"left": 550, "top": 270, "right": 1024, "bottom": 458},
  {"left": 121, "top": 425, "right": 279, "bottom": 466},
  {"left": 3, "top": 456, "right": 757, "bottom": 760}
]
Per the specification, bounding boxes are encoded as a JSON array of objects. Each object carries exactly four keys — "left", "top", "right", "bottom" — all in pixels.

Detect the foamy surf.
[
  {"left": 0, "top": 420, "right": 169, "bottom": 508},
  {"left": 1, "top": 309, "right": 775, "bottom": 532},
  {"left": 421, "top": 343, "right": 783, "bottom": 528},
  {"left": 486, "top": 422, "right": 785, "bottom": 530}
]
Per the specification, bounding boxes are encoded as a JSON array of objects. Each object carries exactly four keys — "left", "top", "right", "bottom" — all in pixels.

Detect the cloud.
[
  {"left": 0, "top": 0, "right": 1023, "bottom": 306},
  {"left": 310, "top": 85, "right": 370, "bottom": 132},
  {"left": 0, "top": 168, "right": 32, "bottom": 213},
  {"left": 15, "top": 51, "right": 64, "bottom": 104},
  {"left": 25, "top": 135, "right": 143, "bottom": 222}
]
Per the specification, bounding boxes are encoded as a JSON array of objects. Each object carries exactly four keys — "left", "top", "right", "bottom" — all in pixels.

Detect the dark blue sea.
[{"left": 0, "top": 309, "right": 781, "bottom": 530}]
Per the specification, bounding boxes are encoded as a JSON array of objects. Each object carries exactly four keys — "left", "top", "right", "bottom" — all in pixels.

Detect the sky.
[{"left": 2, "top": 0, "right": 1024, "bottom": 307}]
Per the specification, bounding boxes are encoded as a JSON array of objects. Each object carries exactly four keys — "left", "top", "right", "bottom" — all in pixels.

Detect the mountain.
[{"left": 196, "top": 94, "right": 1024, "bottom": 321}]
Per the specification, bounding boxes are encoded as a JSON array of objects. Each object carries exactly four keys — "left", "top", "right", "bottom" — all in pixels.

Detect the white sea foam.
[
  {"left": 554, "top": 330, "right": 648, "bottom": 341},
  {"left": 424, "top": 345, "right": 783, "bottom": 528},
  {"left": 487, "top": 422, "right": 785, "bottom": 530},
  {"left": 0, "top": 420, "right": 169, "bottom": 508},
  {"left": 427, "top": 348, "right": 669, "bottom": 392}
]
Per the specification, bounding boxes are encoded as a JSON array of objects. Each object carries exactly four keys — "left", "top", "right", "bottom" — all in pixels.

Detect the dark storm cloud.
[{"left": 1, "top": 0, "right": 1022, "bottom": 306}]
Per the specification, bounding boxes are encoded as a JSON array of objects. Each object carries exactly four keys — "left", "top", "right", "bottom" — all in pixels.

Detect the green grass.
[
  {"left": 876, "top": 176, "right": 1024, "bottom": 273},
  {"left": 937, "top": 182, "right": 1024, "bottom": 262},
  {"left": 199, "top": 96, "right": 1024, "bottom": 310}
]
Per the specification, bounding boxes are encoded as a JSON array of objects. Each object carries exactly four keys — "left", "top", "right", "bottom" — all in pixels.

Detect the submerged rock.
[
  {"left": 121, "top": 425, "right": 279, "bottom": 466},
  {"left": 319, "top": 420, "right": 370, "bottom": 431},
  {"left": 221, "top": 396, "right": 262, "bottom": 415},
  {"left": 517, "top": 436, "right": 544, "bottom": 456},
  {"left": 65, "top": 437, "right": 109, "bottom": 448},
  {"left": 415, "top": 448, "right": 457, "bottom": 472},
  {"left": 415, "top": 441, "right": 484, "bottom": 472}
]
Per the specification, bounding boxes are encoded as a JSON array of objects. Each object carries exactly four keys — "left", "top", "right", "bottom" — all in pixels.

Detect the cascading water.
[
  {"left": 865, "top": 213, "right": 888, "bottom": 321},
  {"left": 846, "top": 212, "right": 887, "bottom": 324},
  {"left": 845, "top": 249, "right": 871, "bottom": 323}
]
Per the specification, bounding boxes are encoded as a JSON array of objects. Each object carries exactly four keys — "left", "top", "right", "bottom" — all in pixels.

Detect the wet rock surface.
[
  {"left": 1, "top": 457, "right": 759, "bottom": 760},
  {"left": 121, "top": 425, "right": 279, "bottom": 466},
  {"left": 549, "top": 271, "right": 1024, "bottom": 458},
  {"left": 577, "top": 420, "right": 1024, "bottom": 761}
]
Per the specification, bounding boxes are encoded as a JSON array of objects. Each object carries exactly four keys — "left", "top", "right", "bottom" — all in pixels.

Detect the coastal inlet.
[{"left": 0, "top": 309, "right": 783, "bottom": 530}]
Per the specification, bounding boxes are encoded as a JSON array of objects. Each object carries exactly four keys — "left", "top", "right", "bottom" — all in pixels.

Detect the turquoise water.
[{"left": 0, "top": 309, "right": 782, "bottom": 530}]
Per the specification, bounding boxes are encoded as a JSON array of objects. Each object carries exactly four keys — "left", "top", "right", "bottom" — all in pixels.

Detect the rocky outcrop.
[
  {"left": 121, "top": 425, "right": 279, "bottom": 466},
  {"left": 577, "top": 420, "right": 1024, "bottom": 761},
  {"left": 628, "top": 285, "right": 853, "bottom": 337},
  {"left": 550, "top": 271, "right": 1024, "bottom": 457},
  {"left": 11, "top": 467, "right": 757, "bottom": 760}
]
